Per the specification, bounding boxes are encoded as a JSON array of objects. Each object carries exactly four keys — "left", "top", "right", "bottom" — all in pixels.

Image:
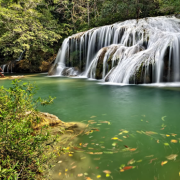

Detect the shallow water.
[{"left": 1, "top": 75, "right": 180, "bottom": 180}]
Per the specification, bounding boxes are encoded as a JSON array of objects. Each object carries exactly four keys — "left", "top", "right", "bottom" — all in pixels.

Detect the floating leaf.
[
  {"left": 78, "top": 173, "right": 83, "bottom": 177},
  {"left": 111, "top": 137, "right": 119, "bottom": 140},
  {"left": 164, "top": 143, "right": 169, "bottom": 146},
  {"left": 171, "top": 139, "right": 177, "bottom": 143},
  {"left": 120, "top": 164, "right": 125, "bottom": 169},
  {"left": 81, "top": 157, "right": 87, "bottom": 159},
  {"left": 58, "top": 161, "right": 62, "bottom": 163},
  {"left": 161, "top": 116, "right": 166, "bottom": 121},
  {"left": 119, "top": 132, "right": 123, "bottom": 135},
  {"left": 122, "top": 130, "right": 129, "bottom": 133},
  {"left": 69, "top": 154, "right": 73, "bottom": 157},
  {"left": 157, "top": 140, "right": 159, "bottom": 143},
  {"left": 137, "top": 160, "right": 142, "bottom": 163},
  {"left": 123, "top": 166, "right": 134, "bottom": 170},
  {"left": 166, "top": 154, "right": 178, "bottom": 160},
  {"left": 127, "top": 159, "right": 135, "bottom": 165},
  {"left": 94, "top": 152, "right": 103, "bottom": 155},
  {"left": 97, "top": 175, "right": 101, "bottom": 178},
  {"left": 123, "top": 136, "right": 127, "bottom": 138},
  {"left": 106, "top": 174, "right": 110, "bottom": 177},
  {"left": 112, "top": 142, "right": 117, "bottom": 146},
  {"left": 120, "top": 169, "right": 124, "bottom": 172},
  {"left": 171, "top": 133, "right": 177, "bottom": 137},
  {"left": 65, "top": 169, "right": 68, "bottom": 172},
  {"left": 166, "top": 134, "right": 170, "bottom": 137},
  {"left": 86, "top": 177, "right": 92, "bottom": 180},
  {"left": 146, "top": 155, "right": 154, "bottom": 158},
  {"left": 59, "top": 172, "right": 61, "bottom": 176},
  {"left": 87, "top": 152, "right": 94, "bottom": 154},
  {"left": 141, "top": 119, "right": 143, "bottom": 121},
  {"left": 103, "top": 151, "right": 113, "bottom": 154},
  {"left": 72, "top": 166, "right": 77, "bottom": 169},
  {"left": 161, "top": 161, "right": 168, "bottom": 166},
  {"left": 90, "top": 116, "right": 96, "bottom": 118},
  {"left": 124, "top": 145, "right": 129, "bottom": 148},
  {"left": 103, "top": 170, "right": 111, "bottom": 174},
  {"left": 129, "top": 148, "right": 137, "bottom": 151}
]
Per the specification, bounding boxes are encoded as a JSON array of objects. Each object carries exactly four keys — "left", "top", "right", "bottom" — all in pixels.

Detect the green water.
[{"left": 1, "top": 75, "right": 180, "bottom": 180}]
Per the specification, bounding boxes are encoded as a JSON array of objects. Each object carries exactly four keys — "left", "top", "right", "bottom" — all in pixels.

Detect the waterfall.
[{"left": 51, "top": 16, "right": 180, "bottom": 84}]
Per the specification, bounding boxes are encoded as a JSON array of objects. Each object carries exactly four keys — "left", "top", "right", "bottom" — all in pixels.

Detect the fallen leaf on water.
[
  {"left": 166, "top": 134, "right": 170, "bottom": 137},
  {"left": 90, "top": 116, "right": 96, "bottom": 118},
  {"left": 171, "top": 133, "right": 177, "bottom": 137},
  {"left": 161, "top": 161, "right": 168, "bottom": 166},
  {"left": 106, "top": 174, "right": 110, "bottom": 177},
  {"left": 69, "top": 154, "right": 73, "bottom": 157},
  {"left": 161, "top": 116, "right": 166, "bottom": 121},
  {"left": 127, "top": 159, "right": 135, "bottom": 165},
  {"left": 81, "top": 157, "right": 87, "bottom": 159},
  {"left": 118, "top": 139, "right": 123, "bottom": 141},
  {"left": 79, "top": 143, "right": 82, "bottom": 146},
  {"left": 112, "top": 142, "right": 117, "bottom": 146},
  {"left": 145, "top": 131, "right": 158, "bottom": 135},
  {"left": 88, "top": 147, "right": 94, "bottom": 150},
  {"left": 146, "top": 155, "right": 154, "bottom": 158},
  {"left": 97, "top": 175, "right": 101, "bottom": 178},
  {"left": 123, "top": 166, "right": 134, "bottom": 170},
  {"left": 137, "top": 159, "right": 142, "bottom": 162},
  {"left": 78, "top": 173, "right": 83, "bottom": 177},
  {"left": 58, "top": 161, "right": 62, "bottom": 163},
  {"left": 120, "top": 169, "right": 124, "bottom": 172},
  {"left": 94, "top": 152, "right": 103, "bottom": 155},
  {"left": 86, "top": 177, "right": 92, "bottom": 180},
  {"left": 87, "top": 152, "right": 94, "bottom": 154},
  {"left": 157, "top": 140, "right": 159, "bottom": 143},
  {"left": 72, "top": 166, "right": 76, "bottom": 169},
  {"left": 59, "top": 172, "right": 61, "bottom": 176},
  {"left": 122, "top": 130, "right": 129, "bottom": 133},
  {"left": 119, "top": 132, "right": 123, "bottom": 135},
  {"left": 129, "top": 148, "right": 137, "bottom": 151},
  {"left": 84, "top": 173, "right": 88, "bottom": 176},
  {"left": 96, "top": 167, "right": 99, "bottom": 169},
  {"left": 123, "top": 136, "right": 127, "bottom": 138},
  {"left": 103, "top": 170, "right": 111, "bottom": 174},
  {"left": 124, "top": 145, "right": 129, "bottom": 148},
  {"left": 179, "top": 172, "right": 180, "bottom": 176},
  {"left": 171, "top": 139, "right": 177, "bottom": 143},
  {"left": 164, "top": 143, "right": 169, "bottom": 146},
  {"left": 149, "top": 158, "right": 157, "bottom": 164},
  {"left": 65, "top": 169, "right": 68, "bottom": 172},
  {"left": 166, "top": 154, "right": 178, "bottom": 160},
  {"left": 111, "top": 137, "right": 119, "bottom": 140}
]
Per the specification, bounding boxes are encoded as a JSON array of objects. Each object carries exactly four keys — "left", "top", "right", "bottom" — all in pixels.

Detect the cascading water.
[{"left": 51, "top": 16, "right": 180, "bottom": 84}]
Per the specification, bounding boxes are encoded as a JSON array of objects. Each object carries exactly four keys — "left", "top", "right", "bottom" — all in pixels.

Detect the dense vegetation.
[
  {"left": 0, "top": 0, "right": 179, "bottom": 69},
  {"left": 0, "top": 79, "right": 56, "bottom": 179}
]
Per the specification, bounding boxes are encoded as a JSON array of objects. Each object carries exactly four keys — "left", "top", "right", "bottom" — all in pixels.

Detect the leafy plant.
[{"left": 0, "top": 79, "right": 56, "bottom": 179}]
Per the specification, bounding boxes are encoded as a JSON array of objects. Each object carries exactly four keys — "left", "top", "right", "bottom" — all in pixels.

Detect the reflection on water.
[{"left": 1, "top": 75, "right": 180, "bottom": 180}]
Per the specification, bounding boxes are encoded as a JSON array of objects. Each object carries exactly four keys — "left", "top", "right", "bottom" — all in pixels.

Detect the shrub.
[{"left": 0, "top": 79, "right": 55, "bottom": 179}]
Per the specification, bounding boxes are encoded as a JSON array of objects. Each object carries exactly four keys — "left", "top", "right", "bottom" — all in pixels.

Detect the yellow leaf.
[
  {"left": 171, "top": 139, "right": 177, "bottom": 143},
  {"left": 97, "top": 175, "right": 101, "bottom": 178},
  {"left": 111, "top": 137, "right": 118, "bottom": 140},
  {"left": 103, "top": 170, "right": 111, "bottom": 174},
  {"left": 106, "top": 174, "right": 110, "bottom": 177},
  {"left": 166, "top": 134, "right": 170, "bottom": 137},
  {"left": 161, "top": 161, "right": 168, "bottom": 166},
  {"left": 157, "top": 140, "right": 159, "bottom": 143},
  {"left": 123, "top": 136, "right": 127, "bottom": 138},
  {"left": 59, "top": 172, "right": 61, "bottom": 176},
  {"left": 69, "top": 154, "right": 73, "bottom": 156},
  {"left": 179, "top": 172, "right": 180, "bottom": 176},
  {"left": 65, "top": 169, "right": 68, "bottom": 172},
  {"left": 120, "top": 169, "right": 124, "bottom": 172},
  {"left": 122, "top": 130, "right": 129, "bottom": 133}
]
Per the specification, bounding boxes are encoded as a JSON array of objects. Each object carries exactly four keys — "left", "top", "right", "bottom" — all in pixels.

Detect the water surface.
[{"left": 1, "top": 75, "right": 180, "bottom": 180}]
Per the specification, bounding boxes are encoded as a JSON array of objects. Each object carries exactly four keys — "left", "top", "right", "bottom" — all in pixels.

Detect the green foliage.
[{"left": 0, "top": 79, "right": 56, "bottom": 179}]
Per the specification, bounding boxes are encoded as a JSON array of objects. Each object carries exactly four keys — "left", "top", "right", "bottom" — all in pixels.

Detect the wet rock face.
[{"left": 175, "top": 14, "right": 180, "bottom": 19}]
